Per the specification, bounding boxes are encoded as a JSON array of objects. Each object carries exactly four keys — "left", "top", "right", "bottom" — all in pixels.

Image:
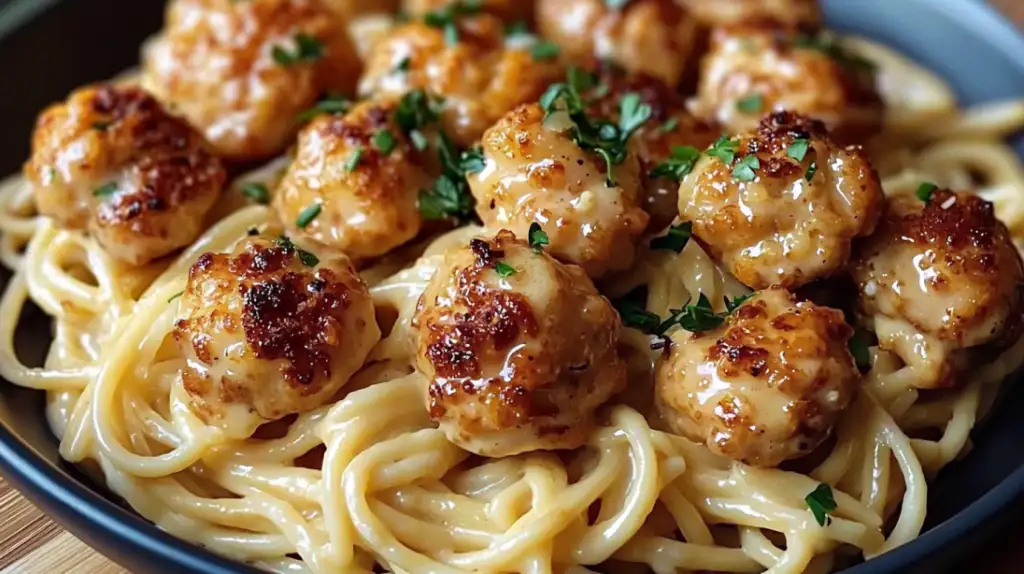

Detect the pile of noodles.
[{"left": 1, "top": 36, "right": 1024, "bottom": 574}]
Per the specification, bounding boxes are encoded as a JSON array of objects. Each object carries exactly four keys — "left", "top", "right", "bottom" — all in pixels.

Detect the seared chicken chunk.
[
  {"left": 683, "top": 0, "right": 821, "bottom": 28},
  {"left": 358, "top": 14, "right": 562, "bottom": 147},
  {"left": 850, "top": 189, "right": 1024, "bottom": 389},
  {"left": 25, "top": 84, "right": 225, "bottom": 266},
  {"left": 656, "top": 288, "right": 859, "bottom": 467},
  {"left": 274, "top": 100, "right": 432, "bottom": 260},
  {"left": 536, "top": 0, "right": 697, "bottom": 87},
  {"left": 679, "top": 112, "right": 883, "bottom": 289},
  {"left": 469, "top": 103, "right": 649, "bottom": 278},
  {"left": 402, "top": 0, "right": 533, "bottom": 23},
  {"left": 174, "top": 237, "right": 379, "bottom": 438},
  {"left": 413, "top": 230, "right": 626, "bottom": 457},
  {"left": 693, "top": 28, "right": 882, "bottom": 144},
  {"left": 143, "top": 0, "right": 361, "bottom": 162},
  {"left": 585, "top": 66, "right": 718, "bottom": 231}
]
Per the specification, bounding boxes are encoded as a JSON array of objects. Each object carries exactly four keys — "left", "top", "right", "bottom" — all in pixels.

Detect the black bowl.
[{"left": 1, "top": 0, "right": 1023, "bottom": 572}]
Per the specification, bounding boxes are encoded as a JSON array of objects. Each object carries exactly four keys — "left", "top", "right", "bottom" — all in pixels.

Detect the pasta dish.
[{"left": 2, "top": 1, "right": 1023, "bottom": 573}]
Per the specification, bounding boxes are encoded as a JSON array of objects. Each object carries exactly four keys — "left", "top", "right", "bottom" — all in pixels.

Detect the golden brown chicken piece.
[
  {"left": 358, "top": 14, "right": 562, "bottom": 147},
  {"left": 679, "top": 111, "right": 883, "bottom": 290},
  {"left": 585, "top": 65, "right": 718, "bottom": 231},
  {"left": 25, "top": 84, "right": 225, "bottom": 266},
  {"left": 850, "top": 189, "right": 1024, "bottom": 389},
  {"left": 683, "top": 0, "right": 821, "bottom": 28},
  {"left": 324, "top": 0, "right": 398, "bottom": 16},
  {"left": 402, "top": 0, "right": 533, "bottom": 23},
  {"left": 468, "top": 103, "right": 649, "bottom": 278},
  {"left": 692, "top": 28, "right": 882, "bottom": 144},
  {"left": 536, "top": 0, "right": 698, "bottom": 88},
  {"left": 656, "top": 288, "right": 859, "bottom": 467},
  {"left": 274, "top": 99, "right": 433, "bottom": 260},
  {"left": 142, "top": 0, "right": 362, "bottom": 162},
  {"left": 174, "top": 236, "right": 379, "bottom": 438},
  {"left": 413, "top": 230, "right": 626, "bottom": 457}
]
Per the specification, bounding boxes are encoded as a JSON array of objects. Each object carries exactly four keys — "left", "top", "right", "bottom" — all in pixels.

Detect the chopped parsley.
[
  {"left": 460, "top": 147, "right": 486, "bottom": 174},
  {"left": 395, "top": 89, "right": 442, "bottom": 137},
  {"left": 724, "top": 293, "right": 753, "bottom": 313},
  {"left": 528, "top": 222, "right": 549, "bottom": 252},
  {"left": 167, "top": 291, "right": 184, "bottom": 303},
  {"left": 395, "top": 56, "right": 411, "bottom": 72},
  {"left": 848, "top": 329, "right": 873, "bottom": 370},
  {"left": 670, "top": 293, "right": 724, "bottom": 333},
  {"left": 657, "top": 117, "right": 679, "bottom": 134},
  {"left": 241, "top": 182, "right": 270, "bottom": 204},
  {"left": 792, "top": 32, "right": 876, "bottom": 74},
  {"left": 916, "top": 182, "right": 938, "bottom": 202},
  {"left": 805, "top": 483, "right": 838, "bottom": 526},
  {"left": 732, "top": 154, "right": 760, "bottom": 182},
  {"left": 650, "top": 221, "right": 692, "bottom": 253},
  {"left": 93, "top": 182, "right": 118, "bottom": 197},
  {"left": 495, "top": 261, "right": 517, "bottom": 278},
  {"left": 706, "top": 135, "right": 739, "bottom": 165},
  {"left": 423, "top": 0, "right": 482, "bottom": 45},
  {"left": 419, "top": 133, "right": 475, "bottom": 220},
  {"left": 539, "top": 68, "right": 651, "bottom": 187},
  {"left": 530, "top": 41, "right": 560, "bottom": 61},
  {"left": 297, "top": 93, "right": 350, "bottom": 123},
  {"left": 605, "top": 0, "right": 630, "bottom": 9},
  {"left": 295, "top": 203, "right": 322, "bottom": 229},
  {"left": 787, "top": 138, "right": 810, "bottom": 162},
  {"left": 736, "top": 94, "right": 763, "bottom": 113},
  {"left": 805, "top": 161, "right": 818, "bottom": 182},
  {"left": 272, "top": 34, "right": 324, "bottom": 67},
  {"left": 409, "top": 130, "right": 429, "bottom": 151},
  {"left": 373, "top": 129, "right": 397, "bottom": 154},
  {"left": 92, "top": 121, "right": 112, "bottom": 131},
  {"left": 650, "top": 145, "right": 701, "bottom": 181},
  {"left": 345, "top": 146, "right": 364, "bottom": 172},
  {"left": 275, "top": 235, "right": 319, "bottom": 267},
  {"left": 505, "top": 20, "right": 530, "bottom": 37},
  {"left": 613, "top": 288, "right": 662, "bottom": 334}
]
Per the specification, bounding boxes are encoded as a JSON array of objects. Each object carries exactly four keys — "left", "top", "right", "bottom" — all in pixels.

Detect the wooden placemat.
[{"left": 3, "top": 1, "right": 1024, "bottom": 572}]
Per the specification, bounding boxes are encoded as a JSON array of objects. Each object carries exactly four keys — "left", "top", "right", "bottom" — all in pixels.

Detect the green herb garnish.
[
  {"left": 93, "top": 182, "right": 118, "bottom": 197},
  {"left": 787, "top": 138, "right": 810, "bottom": 162},
  {"left": 92, "top": 121, "right": 112, "bottom": 131},
  {"left": 423, "top": 0, "right": 482, "bottom": 45},
  {"left": 706, "top": 135, "right": 739, "bottom": 165},
  {"left": 736, "top": 94, "right": 763, "bottom": 113},
  {"left": 530, "top": 41, "right": 560, "bottom": 61},
  {"left": 650, "top": 145, "right": 701, "bottom": 181},
  {"left": 295, "top": 203, "right": 322, "bottom": 229},
  {"left": 613, "top": 288, "right": 662, "bottom": 333},
  {"left": 724, "top": 293, "right": 753, "bottom": 313},
  {"left": 345, "top": 146, "right": 364, "bottom": 172},
  {"left": 373, "top": 129, "right": 397, "bottom": 154},
  {"left": 395, "top": 56, "right": 411, "bottom": 72},
  {"left": 272, "top": 34, "right": 324, "bottom": 67},
  {"left": 297, "top": 93, "right": 350, "bottom": 123},
  {"left": 732, "top": 155, "right": 760, "bottom": 182},
  {"left": 168, "top": 291, "right": 184, "bottom": 303},
  {"left": 460, "top": 147, "right": 486, "bottom": 174},
  {"left": 916, "top": 182, "right": 937, "bottom": 202},
  {"left": 241, "top": 182, "right": 270, "bottom": 204},
  {"left": 495, "top": 261, "right": 517, "bottom": 278},
  {"left": 848, "top": 329, "right": 873, "bottom": 370},
  {"left": 650, "top": 221, "right": 692, "bottom": 253},
  {"left": 275, "top": 235, "right": 319, "bottom": 267},
  {"left": 805, "top": 161, "right": 818, "bottom": 181},
  {"left": 657, "top": 117, "right": 679, "bottom": 134},
  {"left": 805, "top": 483, "right": 838, "bottom": 526},
  {"left": 528, "top": 222, "right": 549, "bottom": 252}
]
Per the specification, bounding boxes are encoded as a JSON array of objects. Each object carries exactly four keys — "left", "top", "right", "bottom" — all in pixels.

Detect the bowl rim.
[{"left": 0, "top": 0, "right": 1023, "bottom": 573}]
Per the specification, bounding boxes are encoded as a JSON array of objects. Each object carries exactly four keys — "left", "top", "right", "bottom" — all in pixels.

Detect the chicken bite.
[
  {"left": 358, "top": 13, "right": 562, "bottom": 147},
  {"left": 678, "top": 111, "right": 883, "bottom": 290},
  {"left": 173, "top": 236, "right": 379, "bottom": 438},
  {"left": 692, "top": 28, "right": 882, "bottom": 144},
  {"left": 469, "top": 102, "right": 649, "bottom": 278},
  {"left": 273, "top": 99, "right": 433, "bottom": 260},
  {"left": 850, "top": 189, "right": 1024, "bottom": 389},
  {"left": 413, "top": 230, "right": 626, "bottom": 457},
  {"left": 142, "top": 0, "right": 362, "bottom": 162},
  {"left": 536, "top": 0, "right": 698, "bottom": 88},
  {"left": 656, "top": 288, "right": 859, "bottom": 467},
  {"left": 25, "top": 84, "right": 225, "bottom": 266}
]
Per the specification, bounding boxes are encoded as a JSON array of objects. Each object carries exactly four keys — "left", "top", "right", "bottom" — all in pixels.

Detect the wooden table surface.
[{"left": 4, "top": 1, "right": 1024, "bottom": 573}]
